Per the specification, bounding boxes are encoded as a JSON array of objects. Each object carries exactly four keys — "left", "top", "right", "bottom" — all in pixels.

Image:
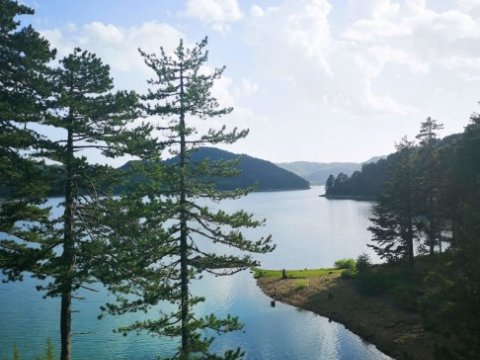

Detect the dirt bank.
[{"left": 256, "top": 273, "right": 443, "bottom": 360}]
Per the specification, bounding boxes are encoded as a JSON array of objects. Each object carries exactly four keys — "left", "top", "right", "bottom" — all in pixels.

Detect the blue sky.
[{"left": 20, "top": 0, "right": 480, "bottom": 165}]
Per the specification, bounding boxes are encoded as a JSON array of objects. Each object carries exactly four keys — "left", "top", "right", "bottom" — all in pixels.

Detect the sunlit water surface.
[{"left": 0, "top": 187, "right": 391, "bottom": 359}]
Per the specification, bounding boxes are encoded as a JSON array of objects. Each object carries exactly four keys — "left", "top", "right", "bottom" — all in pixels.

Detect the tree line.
[
  {"left": 0, "top": 1, "right": 274, "bottom": 359},
  {"left": 328, "top": 115, "right": 480, "bottom": 358}
]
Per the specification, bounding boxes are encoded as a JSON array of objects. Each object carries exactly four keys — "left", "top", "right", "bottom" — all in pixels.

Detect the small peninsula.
[{"left": 254, "top": 268, "right": 445, "bottom": 360}]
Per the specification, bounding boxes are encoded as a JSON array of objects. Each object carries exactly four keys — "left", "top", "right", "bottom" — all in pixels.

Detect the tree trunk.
[
  {"left": 178, "top": 63, "right": 189, "bottom": 358},
  {"left": 61, "top": 115, "right": 75, "bottom": 360}
]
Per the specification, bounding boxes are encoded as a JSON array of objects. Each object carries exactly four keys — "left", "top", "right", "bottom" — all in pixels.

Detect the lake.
[{"left": 0, "top": 187, "right": 391, "bottom": 359}]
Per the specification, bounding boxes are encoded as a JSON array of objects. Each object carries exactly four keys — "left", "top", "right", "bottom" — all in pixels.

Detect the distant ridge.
[
  {"left": 122, "top": 147, "right": 310, "bottom": 192},
  {"left": 277, "top": 156, "right": 385, "bottom": 185},
  {"left": 277, "top": 161, "right": 360, "bottom": 185}
]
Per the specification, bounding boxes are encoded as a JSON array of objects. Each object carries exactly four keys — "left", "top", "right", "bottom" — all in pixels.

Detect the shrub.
[
  {"left": 341, "top": 268, "right": 356, "bottom": 279},
  {"left": 356, "top": 253, "right": 372, "bottom": 273},
  {"left": 294, "top": 279, "right": 309, "bottom": 290},
  {"left": 334, "top": 258, "right": 356, "bottom": 270},
  {"left": 356, "top": 268, "right": 388, "bottom": 295}
]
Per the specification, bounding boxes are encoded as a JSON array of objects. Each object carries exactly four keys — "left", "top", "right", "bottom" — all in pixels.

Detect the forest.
[{"left": 325, "top": 116, "right": 480, "bottom": 359}]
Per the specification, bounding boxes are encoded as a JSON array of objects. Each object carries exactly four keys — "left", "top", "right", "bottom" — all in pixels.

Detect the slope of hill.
[{"left": 123, "top": 147, "right": 310, "bottom": 192}]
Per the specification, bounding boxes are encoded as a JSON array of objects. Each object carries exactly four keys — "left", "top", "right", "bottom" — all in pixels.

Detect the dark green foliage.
[
  {"left": 324, "top": 133, "right": 462, "bottom": 200},
  {"left": 355, "top": 253, "right": 371, "bottom": 273},
  {"left": 324, "top": 159, "right": 388, "bottom": 198},
  {"left": 415, "top": 117, "right": 446, "bottom": 255},
  {"left": 355, "top": 261, "right": 421, "bottom": 310},
  {"left": 334, "top": 258, "right": 356, "bottom": 270},
  {"left": 103, "top": 38, "right": 274, "bottom": 359},
  {"left": 360, "top": 111, "right": 480, "bottom": 356},
  {"left": 420, "top": 189, "right": 480, "bottom": 357},
  {"left": 2, "top": 43, "right": 145, "bottom": 360},
  {"left": 0, "top": 0, "right": 56, "bottom": 281},
  {"left": 40, "top": 47, "right": 144, "bottom": 360},
  {"left": 340, "top": 268, "right": 356, "bottom": 279},
  {"left": 368, "top": 138, "right": 420, "bottom": 267},
  {"left": 325, "top": 174, "right": 334, "bottom": 194}
]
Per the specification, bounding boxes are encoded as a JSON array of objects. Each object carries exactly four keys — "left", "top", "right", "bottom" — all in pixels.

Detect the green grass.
[
  {"left": 252, "top": 267, "right": 341, "bottom": 279},
  {"left": 294, "top": 278, "right": 310, "bottom": 290}
]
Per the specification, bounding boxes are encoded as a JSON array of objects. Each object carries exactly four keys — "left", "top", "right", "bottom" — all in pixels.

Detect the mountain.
[
  {"left": 276, "top": 161, "right": 361, "bottom": 185},
  {"left": 122, "top": 147, "right": 310, "bottom": 192}
]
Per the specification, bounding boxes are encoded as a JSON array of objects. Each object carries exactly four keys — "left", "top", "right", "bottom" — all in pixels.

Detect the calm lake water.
[{"left": 0, "top": 187, "right": 391, "bottom": 359}]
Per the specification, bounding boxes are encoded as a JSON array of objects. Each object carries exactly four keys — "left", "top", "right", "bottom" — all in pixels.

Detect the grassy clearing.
[{"left": 252, "top": 267, "right": 341, "bottom": 279}]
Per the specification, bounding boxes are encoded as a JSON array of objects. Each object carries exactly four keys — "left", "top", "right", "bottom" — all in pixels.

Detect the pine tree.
[
  {"left": 102, "top": 38, "right": 275, "bottom": 359},
  {"left": 36, "top": 48, "right": 144, "bottom": 360},
  {"left": 368, "top": 137, "right": 420, "bottom": 266},
  {"left": 325, "top": 174, "right": 334, "bottom": 195},
  {"left": 0, "top": 0, "right": 56, "bottom": 280},
  {"left": 415, "top": 117, "right": 445, "bottom": 254}
]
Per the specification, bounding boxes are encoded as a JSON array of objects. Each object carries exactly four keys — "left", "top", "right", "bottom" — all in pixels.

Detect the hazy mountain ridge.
[{"left": 277, "top": 156, "right": 385, "bottom": 185}]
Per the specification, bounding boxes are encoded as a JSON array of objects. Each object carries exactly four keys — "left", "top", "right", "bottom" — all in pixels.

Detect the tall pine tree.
[
  {"left": 0, "top": 0, "right": 56, "bottom": 280},
  {"left": 415, "top": 117, "right": 445, "bottom": 254},
  {"left": 102, "top": 38, "right": 275, "bottom": 359},
  {"left": 368, "top": 137, "right": 420, "bottom": 266},
  {"left": 37, "top": 48, "right": 145, "bottom": 360}
]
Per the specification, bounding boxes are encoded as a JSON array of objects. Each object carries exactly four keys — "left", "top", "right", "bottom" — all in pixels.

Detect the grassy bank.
[{"left": 254, "top": 261, "right": 447, "bottom": 360}]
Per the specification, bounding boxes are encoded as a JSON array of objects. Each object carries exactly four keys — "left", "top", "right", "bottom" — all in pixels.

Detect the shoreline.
[
  {"left": 319, "top": 194, "right": 377, "bottom": 201},
  {"left": 255, "top": 272, "right": 441, "bottom": 360}
]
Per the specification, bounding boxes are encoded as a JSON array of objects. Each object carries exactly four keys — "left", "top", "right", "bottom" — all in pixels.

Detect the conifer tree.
[
  {"left": 103, "top": 38, "right": 274, "bottom": 359},
  {"left": 37, "top": 47, "right": 150, "bottom": 360},
  {"left": 415, "top": 117, "right": 445, "bottom": 254},
  {"left": 368, "top": 137, "right": 420, "bottom": 266},
  {"left": 0, "top": 0, "right": 56, "bottom": 280},
  {"left": 325, "top": 175, "right": 335, "bottom": 195}
]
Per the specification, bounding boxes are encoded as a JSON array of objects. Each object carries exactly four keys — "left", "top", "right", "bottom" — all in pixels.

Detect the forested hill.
[
  {"left": 324, "top": 133, "right": 462, "bottom": 200},
  {"left": 122, "top": 147, "right": 310, "bottom": 192},
  {"left": 0, "top": 148, "right": 309, "bottom": 198}
]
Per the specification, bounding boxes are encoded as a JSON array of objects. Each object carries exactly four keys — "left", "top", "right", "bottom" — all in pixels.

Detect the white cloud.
[
  {"left": 245, "top": 0, "right": 412, "bottom": 117},
  {"left": 238, "top": 79, "right": 259, "bottom": 98},
  {"left": 250, "top": 5, "right": 264, "bottom": 18},
  {"left": 41, "top": 21, "right": 185, "bottom": 91},
  {"left": 182, "top": 0, "right": 243, "bottom": 33}
]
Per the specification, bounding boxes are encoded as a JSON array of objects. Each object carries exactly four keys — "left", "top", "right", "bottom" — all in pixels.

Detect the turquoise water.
[{"left": 0, "top": 187, "right": 390, "bottom": 359}]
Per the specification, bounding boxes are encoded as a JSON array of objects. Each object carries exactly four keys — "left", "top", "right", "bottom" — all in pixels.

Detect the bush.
[
  {"left": 341, "top": 268, "right": 356, "bottom": 279},
  {"left": 294, "top": 278, "right": 309, "bottom": 290},
  {"left": 356, "top": 268, "right": 388, "bottom": 295},
  {"left": 334, "top": 258, "right": 356, "bottom": 270},
  {"left": 356, "top": 253, "right": 372, "bottom": 273}
]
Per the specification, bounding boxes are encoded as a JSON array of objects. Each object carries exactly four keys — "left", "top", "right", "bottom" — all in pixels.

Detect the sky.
[{"left": 20, "top": 0, "right": 480, "bottom": 164}]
